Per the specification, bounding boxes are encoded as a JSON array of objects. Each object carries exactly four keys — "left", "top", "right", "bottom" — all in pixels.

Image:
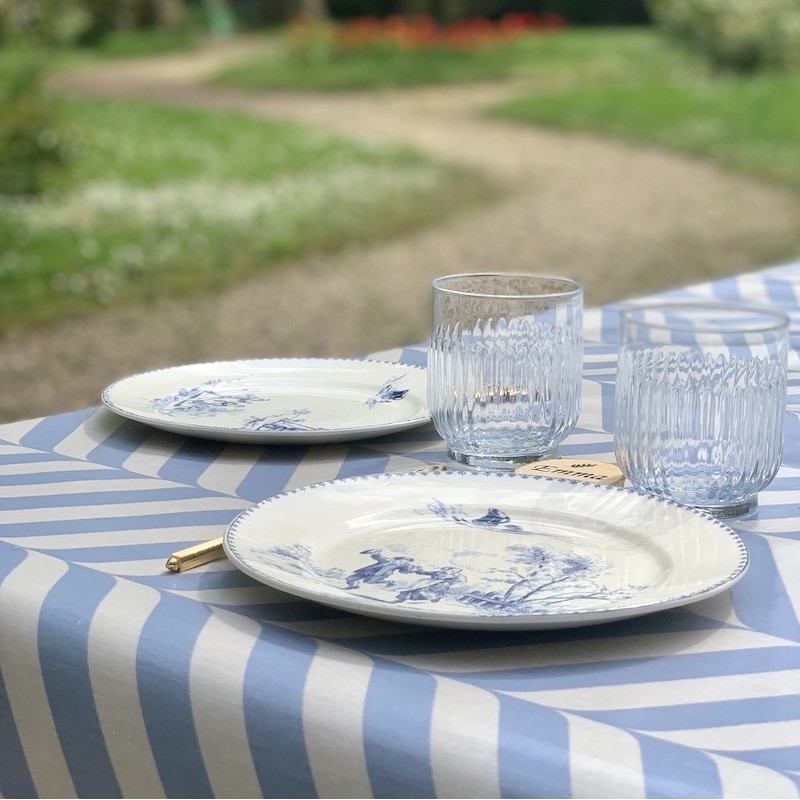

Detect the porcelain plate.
[
  {"left": 102, "top": 358, "right": 429, "bottom": 443},
  {"left": 224, "top": 471, "right": 748, "bottom": 630}
]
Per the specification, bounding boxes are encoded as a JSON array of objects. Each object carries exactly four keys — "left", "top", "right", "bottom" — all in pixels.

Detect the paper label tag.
[{"left": 514, "top": 458, "right": 625, "bottom": 486}]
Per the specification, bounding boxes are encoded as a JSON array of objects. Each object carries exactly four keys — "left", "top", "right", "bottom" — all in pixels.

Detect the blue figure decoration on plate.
[
  {"left": 366, "top": 376, "right": 409, "bottom": 408},
  {"left": 255, "top": 498, "right": 648, "bottom": 615}
]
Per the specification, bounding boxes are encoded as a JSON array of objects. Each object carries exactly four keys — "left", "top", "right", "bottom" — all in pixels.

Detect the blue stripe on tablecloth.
[
  {"left": 437, "top": 647, "right": 800, "bottom": 692},
  {"left": 335, "top": 446, "right": 390, "bottom": 480},
  {"left": 19, "top": 408, "right": 98, "bottom": 452},
  {"left": 712, "top": 276, "right": 745, "bottom": 303},
  {"left": 86, "top": 421, "right": 160, "bottom": 468},
  {"left": 0, "top": 508, "right": 240, "bottom": 537},
  {"left": 0, "top": 452, "right": 73, "bottom": 465},
  {"left": 38, "top": 565, "right": 120, "bottom": 797},
  {"left": 243, "top": 627, "right": 318, "bottom": 798},
  {"left": 599, "top": 307, "right": 620, "bottom": 344},
  {"left": 219, "top": 600, "right": 346, "bottom": 624},
  {"left": 0, "top": 486, "right": 218, "bottom": 511},
  {"left": 332, "top": 611, "right": 726, "bottom": 657},
  {"left": 0, "top": 468, "right": 144, "bottom": 487},
  {"left": 578, "top": 695, "right": 800, "bottom": 731},
  {"left": 731, "top": 532, "right": 800, "bottom": 642},
  {"left": 637, "top": 733, "right": 722, "bottom": 798},
  {"left": 782, "top": 412, "right": 800, "bottom": 469},
  {"left": 496, "top": 694, "right": 570, "bottom": 798},
  {"left": 765, "top": 277, "right": 799, "bottom": 309},
  {"left": 136, "top": 593, "right": 213, "bottom": 799},
  {"left": 236, "top": 447, "right": 310, "bottom": 504},
  {"left": 397, "top": 347, "right": 428, "bottom": 367},
  {"left": 0, "top": 545, "right": 37, "bottom": 799},
  {"left": 362, "top": 660, "right": 437, "bottom": 798},
  {"left": 157, "top": 439, "right": 228, "bottom": 485}
]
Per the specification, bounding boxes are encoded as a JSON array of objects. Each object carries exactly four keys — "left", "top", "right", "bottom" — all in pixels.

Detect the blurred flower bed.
[
  {"left": 650, "top": 0, "right": 800, "bottom": 72},
  {"left": 307, "top": 12, "right": 567, "bottom": 54}
]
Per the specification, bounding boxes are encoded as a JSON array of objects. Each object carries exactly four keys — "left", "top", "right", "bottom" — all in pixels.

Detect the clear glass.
[
  {"left": 614, "top": 303, "right": 789, "bottom": 519},
  {"left": 428, "top": 273, "right": 583, "bottom": 469}
]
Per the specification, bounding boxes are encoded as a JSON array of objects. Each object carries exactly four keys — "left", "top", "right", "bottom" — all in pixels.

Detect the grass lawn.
[
  {"left": 493, "top": 30, "right": 800, "bottom": 191},
  {"left": 0, "top": 98, "right": 490, "bottom": 331}
]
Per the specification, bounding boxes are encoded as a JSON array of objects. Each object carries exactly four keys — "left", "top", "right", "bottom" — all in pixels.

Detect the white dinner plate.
[
  {"left": 102, "top": 358, "right": 429, "bottom": 444},
  {"left": 224, "top": 471, "right": 748, "bottom": 630}
]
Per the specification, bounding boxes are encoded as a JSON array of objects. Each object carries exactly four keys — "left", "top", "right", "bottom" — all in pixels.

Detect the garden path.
[{"left": 4, "top": 38, "right": 799, "bottom": 421}]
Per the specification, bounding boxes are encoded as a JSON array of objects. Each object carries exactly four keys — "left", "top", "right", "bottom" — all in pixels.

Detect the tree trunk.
[
  {"left": 436, "top": 0, "right": 470, "bottom": 24},
  {"left": 401, "top": 0, "right": 434, "bottom": 16},
  {"left": 152, "top": 0, "right": 188, "bottom": 28},
  {"left": 294, "top": 0, "right": 331, "bottom": 20}
]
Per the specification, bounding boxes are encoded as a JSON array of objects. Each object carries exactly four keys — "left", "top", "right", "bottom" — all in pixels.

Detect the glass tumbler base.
[
  {"left": 447, "top": 448, "right": 557, "bottom": 471},
  {"left": 693, "top": 497, "right": 758, "bottom": 520}
]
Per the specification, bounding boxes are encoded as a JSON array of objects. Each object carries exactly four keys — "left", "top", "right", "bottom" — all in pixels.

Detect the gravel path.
[{"left": 3, "top": 40, "right": 799, "bottom": 422}]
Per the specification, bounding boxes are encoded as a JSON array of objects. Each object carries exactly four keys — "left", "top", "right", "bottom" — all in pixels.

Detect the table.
[{"left": 1, "top": 262, "right": 799, "bottom": 799}]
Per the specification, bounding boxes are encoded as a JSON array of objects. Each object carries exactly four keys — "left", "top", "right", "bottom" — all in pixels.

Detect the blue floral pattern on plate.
[
  {"left": 366, "top": 376, "right": 409, "bottom": 408},
  {"left": 150, "top": 378, "right": 262, "bottom": 417},
  {"left": 241, "top": 409, "right": 318, "bottom": 432}
]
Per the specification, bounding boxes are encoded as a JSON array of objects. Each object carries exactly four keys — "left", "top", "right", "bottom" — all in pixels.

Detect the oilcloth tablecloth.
[{"left": 1, "top": 262, "right": 800, "bottom": 799}]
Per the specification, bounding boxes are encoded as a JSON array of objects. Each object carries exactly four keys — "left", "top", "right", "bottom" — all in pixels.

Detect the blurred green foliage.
[
  {"left": 0, "top": 52, "right": 65, "bottom": 196},
  {"left": 650, "top": 0, "right": 800, "bottom": 72}
]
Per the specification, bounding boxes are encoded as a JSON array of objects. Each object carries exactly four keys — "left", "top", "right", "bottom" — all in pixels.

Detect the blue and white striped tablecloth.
[{"left": 1, "top": 263, "right": 799, "bottom": 798}]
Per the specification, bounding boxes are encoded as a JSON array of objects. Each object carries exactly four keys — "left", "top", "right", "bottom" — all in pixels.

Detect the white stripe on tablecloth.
[
  {"left": 761, "top": 537, "right": 800, "bottom": 630},
  {"left": 711, "top": 752, "right": 800, "bottom": 799},
  {"left": 390, "top": 627, "right": 788, "bottom": 672},
  {"left": 195, "top": 445, "right": 271, "bottom": 496},
  {"left": 0, "top": 496, "right": 245, "bottom": 524},
  {"left": 0, "top": 477, "right": 186, "bottom": 498},
  {"left": 681, "top": 592, "right": 746, "bottom": 627},
  {"left": 52, "top": 409, "right": 126, "bottom": 461},
  {"left": 651, "top": 719, "right": 800, "bottom": 750},
  {"left": 302, "top": 644, "right": 374, "bottom": 798},
  {"left": 190, "top": 609, "right": 261, "bottom": 798},
  {"left": 736, "top": 275, "right": 774, "bottom": 308},
  {"left": 11, "top": 524, "right": 229, "bottom": 551},
  {"left": 0, "top": 553, "right": 75, "bottom": 798},
  {"left": 508, "top": 669, "right": 800, "bottom": 711},
  {"left": 565, "top": 712, "right": 645, "bottom": 799},
  {"left": 0, "top": 444, "right": 57, "bottom": 457},
  {"left": 121, "top": 432, "right": 185, "bottom": 477},
  {"left": 284, "top": 446, "right": 349, "bottom": 491},
  {"left": 579, "top": 379, "right": 605, "bottom": 430},
  {"left": 385, "top": 454, "right": 439, "bottom": 473},
  {"left": 87, "top": 578, "right": 164, "bottom": 798},
  {"left": 0, "top": 417, "right": 45, "bottom": 444},
  {"left": 87, "top": 557, "right": 232, "bottom": 577},
  {"left": 429, "top": 676, "right": 500, "bottom": 799},
  {"left": 735, "top": 517, "right": 800, "bottom": 534}
]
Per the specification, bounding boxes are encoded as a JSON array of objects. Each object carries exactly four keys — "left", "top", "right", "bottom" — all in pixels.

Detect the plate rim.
[
  {"left": 101, "top": 357, "right": 430, "bottom": 441},
  {"left": 223, "top": 471, "right": 749, "bottom": 628}
]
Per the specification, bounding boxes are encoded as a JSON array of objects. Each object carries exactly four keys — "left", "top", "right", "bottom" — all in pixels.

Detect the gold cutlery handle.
[{"left": 165, "top": 537, "right": 224, "bottom": 573}]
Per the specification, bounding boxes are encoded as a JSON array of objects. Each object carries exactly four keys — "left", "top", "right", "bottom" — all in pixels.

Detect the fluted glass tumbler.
[
  {"left": 428, "top": 274, "right": 583, "bottom": 469},
  {"left": 614, "top": 303, "right": 789, "bottom": 519}
]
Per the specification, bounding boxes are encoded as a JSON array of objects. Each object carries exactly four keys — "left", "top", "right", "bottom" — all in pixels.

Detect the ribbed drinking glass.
[
  {"left": 614, "top": 303, "right": 789, "bottom": 519},
  {"left": 428, "top": 273, "right": 583, "bottom": 469}
]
